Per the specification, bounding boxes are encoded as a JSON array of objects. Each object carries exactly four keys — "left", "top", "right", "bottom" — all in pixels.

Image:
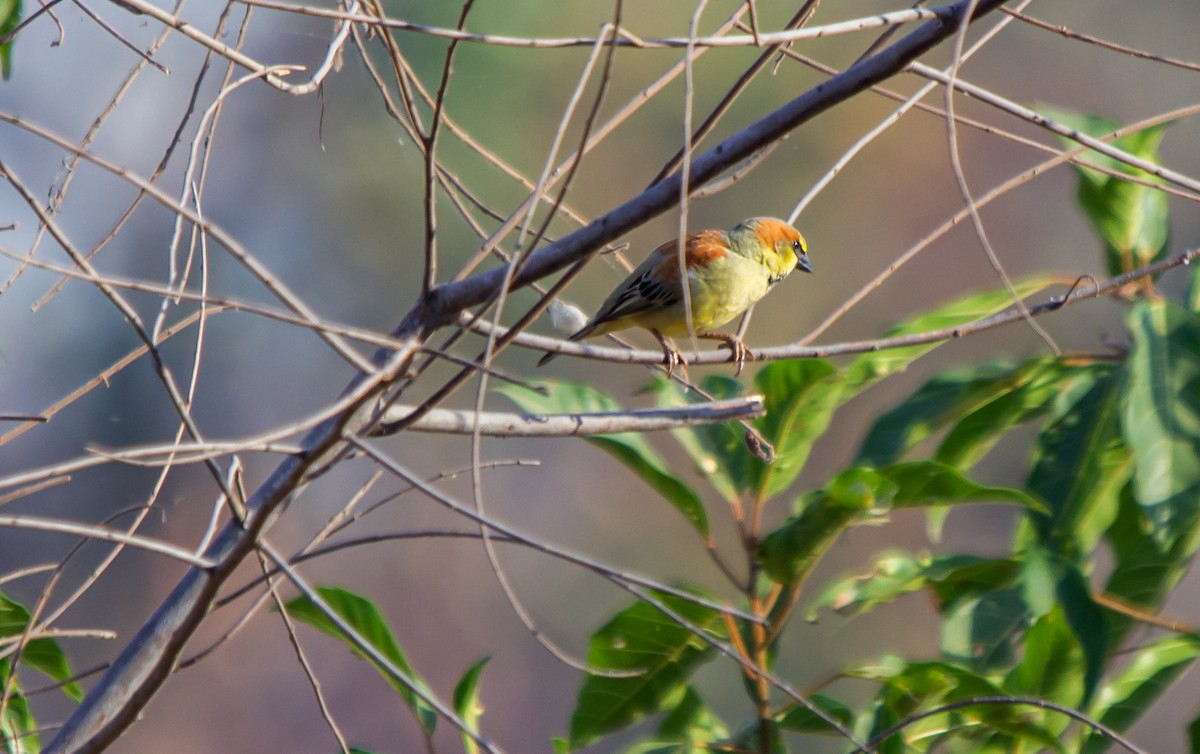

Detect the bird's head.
[{"left": 738, "top": 217, "right": 813, "bottom": 281}]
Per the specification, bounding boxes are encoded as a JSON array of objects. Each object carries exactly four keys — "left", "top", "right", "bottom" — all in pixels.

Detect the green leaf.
[
  {"left": 1082, "top": 634, "right": 1200, "bottom": 754},
  {"left": 1102, "top": 483, "right": 1195, "bottom": 643},
  {"left": 879, "top": 461, "right": 1045, "bottom": 512},
  {"left": 758, "top": 467, "right": 889, "bottom": 584},
  {"left": 749, "top": 360, "right": 842, "bottom": 498},
  {"left": 623, "top": 686, "right": 729, "bottom": 753},
  {"left": 852, "top": 660, "right": 1063, "bottom": 754},
  {"left": 1054, "top": 564, "right": 1108, "bottom": 705},
  {"left": 649, "top": 361, "right": 841, "bottom": 502},
  {"left": 935, "top": 358, "right": 1079, "bottom": 471},
  {"left": 761, "top": 462, "right": 1037, "bottom": 586},
  {"left": 940, "top": 588, "right": 1026, "bottom": 672},
  {"left": 775, "top": 694, "right": 854, "bottom": 734},
  {"left": 1021, "top": 541, "right": 1113, "bottom": 702},
  {"left": 1122, "top": 300, "right": 1200, "bottom": 546},
  {"left": 0, "top": 0, "right": 19, "bottom": 80},
  {"left": 500, "top": 381, "right": 707, "bottom": 534},
  {"left": 808, "top": 552, "right": 1018, "bottom": 621},
  {"left": 0, "top": 592, "right": 83, "bottom": 702},
  {"left": 453, "top": 657, "right": 490, "bottom": 754},
  {"left": 1026, "top": 362, "right": 1129, "bottom": 558},
  {"left": 1044, "top": 108, "right": 1171, "bottom": 276},
  {"left": 844, "top": 277, "right": 1060, "bottom": 392},
  {"left": 283, "top": 587, "right": 437, "bottom": 734},
  {"left": 808, "top": 550, "right": 929, "bottom": 620},
  {"left": 1006, "top": 607, "right": 1084, "bottom": 713},
  {"left": 0, "top": 676, "right": 36, "bottom": 754},
  {"left": 569, "top": 592, "right": 724, "bottom": 749},
  {"left": 1189, "top": 259, "right": 1200, "bottom": 313},
  {"left": 726, "top": 720, "right": 786, "bottom": 754},
  {"left": 649, "top": 374, "right": 744, "bottom": 503},
  {"left": 856, "top": 361, "right": 1018, "bottom": 466}
]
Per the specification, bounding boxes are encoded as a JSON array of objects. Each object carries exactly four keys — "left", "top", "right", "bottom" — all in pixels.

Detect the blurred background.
[{"left": 1, "top": 1, "right": 1198, "bottom": 751}]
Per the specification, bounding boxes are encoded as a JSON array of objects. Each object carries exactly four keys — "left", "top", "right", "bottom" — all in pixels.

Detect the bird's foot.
[
  {"left": 700, "top": 333, "right": 752, "bottom": 376},
  {"left": 651, "top": 329, "right": 688, "bottom": 379}
]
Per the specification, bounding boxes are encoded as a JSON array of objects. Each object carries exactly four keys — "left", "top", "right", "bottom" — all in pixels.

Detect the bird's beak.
[{"left": 796, "top": 255, "right": 813, "bottom": 274}]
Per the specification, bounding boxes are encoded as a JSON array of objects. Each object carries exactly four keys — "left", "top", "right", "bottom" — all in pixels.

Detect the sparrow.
[{"left": 538, "top": 217, "right": 812, "bottom": 375}]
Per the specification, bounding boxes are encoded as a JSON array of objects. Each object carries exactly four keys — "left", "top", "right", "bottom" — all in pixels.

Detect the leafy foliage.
[
  {"left": 0, "top": 591, "right": 82, "bottom": 754},
  {"left": 497, "top": 113, "right": 1196, "bottom": 753}
]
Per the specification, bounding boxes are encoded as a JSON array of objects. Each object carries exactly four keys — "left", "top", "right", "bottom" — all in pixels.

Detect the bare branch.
[{"left": 378, "top": 395, "right": 765, "bottom": 437}]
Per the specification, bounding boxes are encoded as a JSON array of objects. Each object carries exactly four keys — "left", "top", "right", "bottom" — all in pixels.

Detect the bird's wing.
[{"left": 581, "top": 230, "right": 733, "bottom": 331}]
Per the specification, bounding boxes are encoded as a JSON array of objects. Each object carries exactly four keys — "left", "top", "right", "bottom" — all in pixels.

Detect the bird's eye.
[{"left": 792, "top": 240, "right": 802, "bottom": 252}]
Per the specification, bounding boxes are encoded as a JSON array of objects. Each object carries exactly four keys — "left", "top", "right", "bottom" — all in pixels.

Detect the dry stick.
[
  {"left": 347, "top": 20, "right": 575, "bottom": 284},
  {"left": 255, "top": 547, "right": 353, "bottom": 754},
  {"left": 200, "top": 462, "right": 527, "bottom": 654},
  {"left": 789, "top": 0, "right": 1030, "bottom": 222},
  {"left": 868, "top": 697, "right": 1148, "bottom": 754},
  {"left": 1000, "top": 6, "right": 1200, "bottom": 72},
  {"left": 913, "top": 62, "right": 1200, "bottom": 194},
  {"left": 0, "top": 114, "right": 373, "bottom": 372},
  {"left": 113, "top": 0, "right": 353, "bottom": 94},
  {"left": 70, "top": 0, "right": 170, "bottom": 72},
  {"left": 0, "top": 508, "right": 118, "bottom": 725},
  {"left": 345, "top": 42, "right": 562, "bottom": 354},
  {"left": 621, "top": 582, "right": 869, "bottom": 753},
  {"left": 470, "top": 246, "right": 1199, "bottom": 367},
  {"left": 422, "top": 0, "right": 477, "bottom": 296},
  {"left": 5, "top": 0, "right": 184, "bottom": 297},
  {"left": 0, "top": 164, "right": 239, "bottom": 515},
  {"left": 943, "top": 0, "right": 1061, "bottom": 356},
  {"left": 41, "top": 5, "right": 1012, "bottom": 752},
  {"left": 34, "top": 2, "right": 239, "bottom": 309},
  {"left": 350, "top": 438, "right": 766, "bottom": 623},
  {"left": 781, "top": 45, "right": 1199, "bottom": 205},
  {"left": 800, "top": 101, "right": 1200, "bottom": 345},
  {"left": 257, "top": 540, "right": 502, "bottom": 754},
  {"left": 381, "top": 397, "right": 765, "bottom": 436},
  {"left": 344, "top": 19, "right": 588, "bottom": 394},
  {"left": 673, "top": 0, "right": 710, "bottom": 363},
  {"left": 44, "top": 335, "right": 422, "bottom": 754},
  {"left": 160, "top": 2, "right": 257, "bottom": 338},
  {"left": 0, "top": 306, "right": 226, "bottom": 446},
  {"left": 3, "top": 245, "right": 427, "bottom": 353},
  {"left": 0, "top": 564, "right": 58, "bottom": 587},
  {"left": 449, "top": 2, "right": 756, "bottom": 283},
  {"left": 361, "top": 0, "right": 426, "bottom": 136},
  {"left": 470, "top": 6, "right": 626, "bottom": 675},
  {"left": 0, "top": 0, "right": 66, "bottom": 46},
  {"left": 181, "top": 469, "right": 390, "bottom": 669},
  {"left": 239, "top": 0, "right": 946, "bottom": 50},
  {"left": 651, "top": 0, "right": 821, "bottom": 186},
  {"left": 0, "top": 516, "right": 215, "bottom": 568}
]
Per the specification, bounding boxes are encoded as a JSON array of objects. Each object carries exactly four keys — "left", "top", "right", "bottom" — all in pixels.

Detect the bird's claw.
[
  {"left": 651, "top": 329, "right": 688, "bottom": 379},
  {"left": 661, "top": 344, "right": 688, "bottom": 379},
  {"left": 702, "top": 333, "right": 752, "bottom": 376}
]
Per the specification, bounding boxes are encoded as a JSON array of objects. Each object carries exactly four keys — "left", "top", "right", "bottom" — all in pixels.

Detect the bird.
[{"left": 537, "top": 217, "right": 812, "bottom": 376}]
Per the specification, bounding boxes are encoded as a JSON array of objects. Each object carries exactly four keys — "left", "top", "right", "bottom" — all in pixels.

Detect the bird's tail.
[{"left": 537, "top": 326, "right": 591, "bottom": 367}]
